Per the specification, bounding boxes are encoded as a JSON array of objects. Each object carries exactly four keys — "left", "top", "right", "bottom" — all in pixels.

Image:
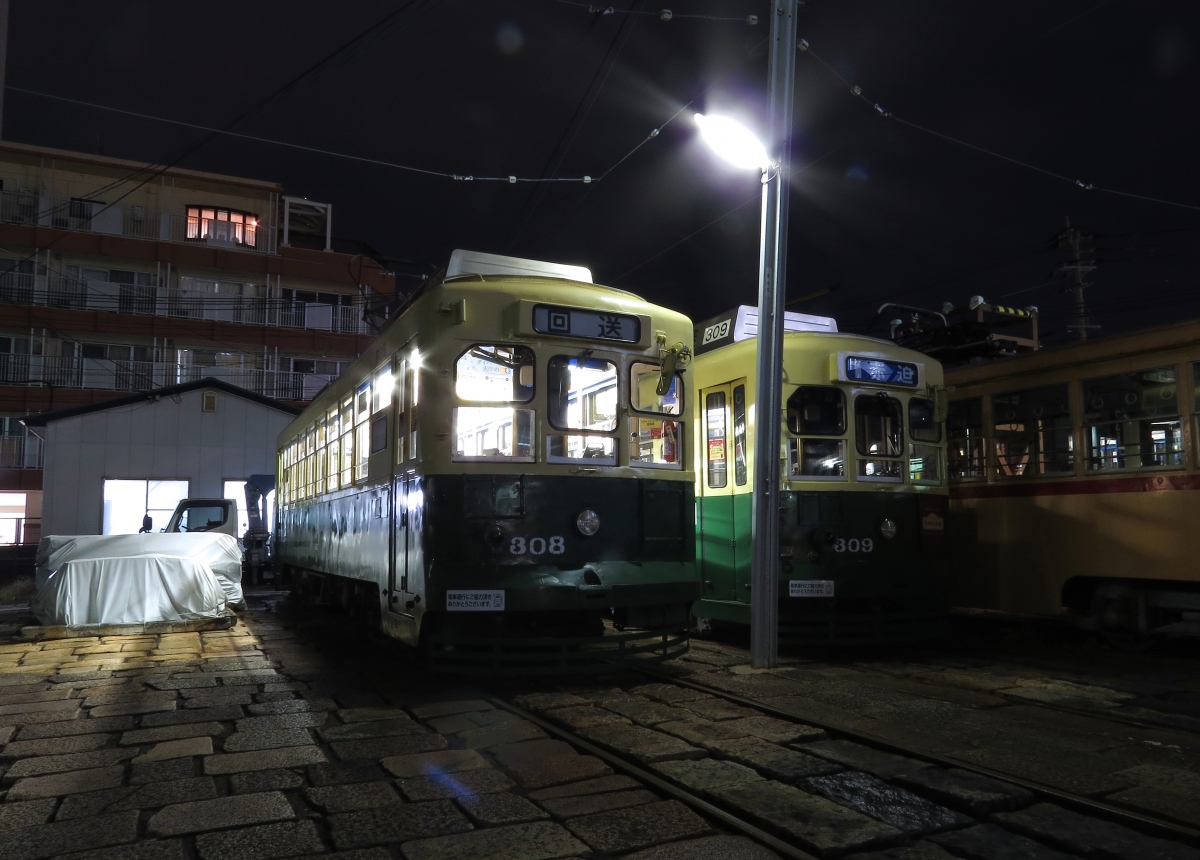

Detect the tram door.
[
  {"left": 388, "top": 356, "right": 421, "bottom": 615},
  {"left": 698, "top": 380, "right": 750, "bottom": 602}
]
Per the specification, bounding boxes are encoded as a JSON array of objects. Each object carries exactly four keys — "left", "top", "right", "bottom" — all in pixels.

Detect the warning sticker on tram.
[
  {"left": 789, "top": 580, "right": 835, "bottom": 598},
  {"left": 447, "top": 590, "right": 506, "bottom": 611}
]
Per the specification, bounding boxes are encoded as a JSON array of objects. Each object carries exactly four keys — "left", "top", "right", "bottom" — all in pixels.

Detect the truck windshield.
[{"left": 174, "top": 504, "right": 229, "bottom": 532}]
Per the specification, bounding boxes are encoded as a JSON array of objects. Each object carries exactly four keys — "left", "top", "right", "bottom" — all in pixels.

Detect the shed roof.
[{"left": 21, "top": 378, "right": 302, "bottom": 432}]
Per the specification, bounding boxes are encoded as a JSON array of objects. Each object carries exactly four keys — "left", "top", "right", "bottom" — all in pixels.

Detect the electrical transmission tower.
[{"left": 1055, "top": 216, "right": 1099, "bottom": 340}]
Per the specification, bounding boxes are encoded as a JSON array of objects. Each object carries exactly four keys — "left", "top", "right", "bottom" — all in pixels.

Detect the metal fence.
[
  {"left": 0, "top": 355, "right": 333, "bottom": 401},
  {"left": 0, "top": 271, "right": 372, "bottom": 336}
]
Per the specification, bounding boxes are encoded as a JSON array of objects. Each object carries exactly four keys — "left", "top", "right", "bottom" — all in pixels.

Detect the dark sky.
[{"left": 7, "top": 1, "right": 1199, "bottom": 344}]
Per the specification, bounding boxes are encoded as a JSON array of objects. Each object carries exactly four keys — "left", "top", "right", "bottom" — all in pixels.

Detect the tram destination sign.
[
  {"left": 533, "top": 304, "right": 640, "bottom": 343},
  {"left": 844, "top": 355, "right": 920, "bottom": 387}
]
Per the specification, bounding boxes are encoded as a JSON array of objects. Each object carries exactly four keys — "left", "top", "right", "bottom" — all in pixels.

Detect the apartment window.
[{"left": 186, "top": 206, "right": 258, "bottom": 247}]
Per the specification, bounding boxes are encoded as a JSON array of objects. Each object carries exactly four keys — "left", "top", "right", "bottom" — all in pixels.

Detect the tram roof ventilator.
[
  {"left": 445, "top": 249, "right": 593, "bottom": 283},
  {"left": 696, "top": 305, "right": 838, "bottom": 355}
]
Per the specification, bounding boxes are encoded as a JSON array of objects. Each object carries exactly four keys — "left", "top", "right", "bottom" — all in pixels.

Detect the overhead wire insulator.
[
  {"left": 747, "top": 15, "right": 758, "bottom": 25},
  {"left": 660, "top": 9, "right": 672, "bottom": 21}
]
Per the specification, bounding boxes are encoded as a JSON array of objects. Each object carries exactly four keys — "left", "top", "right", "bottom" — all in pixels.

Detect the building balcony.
[
  {"left": 0, "top": 435, "right": 42, "bottom": 470},
  {"left": 0, "top": 189, "right": 278, "bottom": 254},
  {"left": 0, "top": 272, "right": 372, "bottom": 335},
  {"left": 0, "top": 355, "right": 334, "bottom": 402}
]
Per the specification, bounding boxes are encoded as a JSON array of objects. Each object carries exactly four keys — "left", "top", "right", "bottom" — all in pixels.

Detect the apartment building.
[{"left": 0, "top": 140, "right": 395, "bottom": 545}]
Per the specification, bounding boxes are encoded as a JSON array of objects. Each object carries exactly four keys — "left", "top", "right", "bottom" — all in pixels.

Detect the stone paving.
[
  {"left": 503, "top": 642, "right": 1200, "bottom": 860},
  {"left": 2, "top": 596, "right": 1199, "bottom": 860},
  {"left": 0, "top": 598, "right": 768, "bottom": 860}
]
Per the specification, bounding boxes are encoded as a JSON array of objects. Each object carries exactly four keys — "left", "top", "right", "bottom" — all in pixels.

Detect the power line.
[{"left": 796, "top": 39, "right": 1200, "bottom": 215}]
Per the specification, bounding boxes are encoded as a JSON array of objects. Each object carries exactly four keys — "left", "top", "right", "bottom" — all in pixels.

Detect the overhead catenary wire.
[
  {"left": 6, "top": 84, "right": 688, "bottom": 187},
  {"left": 795, "top": 39, "right": 1200, "bottom": 215},
  {"left": 546, "top": 0, "right": 760, "bottom": 24}
]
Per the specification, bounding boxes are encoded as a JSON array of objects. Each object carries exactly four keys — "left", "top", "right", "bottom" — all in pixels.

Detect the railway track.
[{"left": 479, "top": 650, "right": 1200, "bottom": 859}]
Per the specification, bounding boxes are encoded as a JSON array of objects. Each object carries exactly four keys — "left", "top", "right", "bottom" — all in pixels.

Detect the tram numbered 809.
[
  {"left": 275, "top": 250, "right": 698, "bottom": 672},
  {"left": 692, "top": 306, "right": 951, "bottom": 645}
]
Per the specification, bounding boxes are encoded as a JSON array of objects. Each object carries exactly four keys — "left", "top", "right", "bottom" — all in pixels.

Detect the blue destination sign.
[
  {"left": 845, "top": 356, "right": 919, "bottom": 387},
  {"left": 533, "top": 304, "right": 640, "bottom": 343}
]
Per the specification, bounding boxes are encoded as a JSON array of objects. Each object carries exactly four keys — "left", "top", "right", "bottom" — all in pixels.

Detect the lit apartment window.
[{"left": 186, "top": 206, "right": 258, "bottom": 247}]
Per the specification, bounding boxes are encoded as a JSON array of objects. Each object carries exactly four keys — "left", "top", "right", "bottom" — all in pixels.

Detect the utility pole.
[{"left": 1056, "top": 217, "right": 1099, "bottom": 340}]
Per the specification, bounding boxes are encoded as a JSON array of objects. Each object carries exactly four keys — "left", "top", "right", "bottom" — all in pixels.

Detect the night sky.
[{"left": 7, "top": 1, "right": 1199, "bottom": 345}]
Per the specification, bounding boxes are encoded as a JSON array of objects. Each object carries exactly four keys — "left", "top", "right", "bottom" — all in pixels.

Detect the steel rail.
[
  {"left": 483, "top": 692, "right": 822, "bottom": 860},
  {"left": 637, "top": 666, "right": 1200, "bottom": 849}
]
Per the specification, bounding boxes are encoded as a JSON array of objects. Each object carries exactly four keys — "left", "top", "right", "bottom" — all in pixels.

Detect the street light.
[{"left": 696, "top": 1, "right": 799, "bottom": 669}]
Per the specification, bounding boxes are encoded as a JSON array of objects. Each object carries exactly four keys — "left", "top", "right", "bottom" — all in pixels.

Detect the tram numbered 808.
[
  {"left": 692, "top": 306, "right": 951, "bottom": 645},
  {"left": 275, "top": 250, "right": 698, "bottom": 672}
]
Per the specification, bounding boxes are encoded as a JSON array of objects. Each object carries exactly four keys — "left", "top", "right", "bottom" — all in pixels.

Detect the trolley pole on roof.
[{"left": 749, "top": 0, "right": 799, "bottom": 668}]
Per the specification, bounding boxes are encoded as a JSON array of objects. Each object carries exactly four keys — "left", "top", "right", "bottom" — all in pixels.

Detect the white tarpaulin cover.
[
  {"left": 33, "top": 555, "right": 228, "bottom": 626},
  {"left": 36, "top": 534, "right": 244, "bottom": 605}
]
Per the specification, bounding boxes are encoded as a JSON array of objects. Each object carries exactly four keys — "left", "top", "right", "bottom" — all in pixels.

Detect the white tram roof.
[
  {"left": 446, "top": 249, "right": 593, "bottom": 283},
  {"left": 696, "top": 305, "right": 838, "bottom": 355}
]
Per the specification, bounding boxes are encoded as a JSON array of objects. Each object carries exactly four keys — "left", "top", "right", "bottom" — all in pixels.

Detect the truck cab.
[{"left": 165, "top": 499, "right": 240, "bottom": 540}]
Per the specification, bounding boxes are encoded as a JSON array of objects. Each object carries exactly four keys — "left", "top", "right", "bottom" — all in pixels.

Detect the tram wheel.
[{"left": 1091, "top": 586, "right": 1153, "bottom": 652}]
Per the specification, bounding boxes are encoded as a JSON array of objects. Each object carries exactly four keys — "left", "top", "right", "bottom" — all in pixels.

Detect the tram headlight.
[
  {"left": 879, "top": 518, "right": 897, "bottom": 540},
  {"left": 575, "top": 509, "right": 601, "bottom": 537}
]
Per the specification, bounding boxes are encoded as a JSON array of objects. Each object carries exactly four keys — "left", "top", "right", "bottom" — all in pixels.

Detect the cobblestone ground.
[
  {"left": 0, "top": 597, "right": 771, "bottom": 860},
  {"left": 3, "top": 596, "right": 1200, "bottom": 860},
  {"left": 498, "top": 625, "right": 1200, "bottom": 859}
]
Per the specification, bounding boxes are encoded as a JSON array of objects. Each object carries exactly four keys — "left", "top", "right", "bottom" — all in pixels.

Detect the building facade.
[
  {"left": 0, "top": 141, "right": 395, "bottom": 544},
  {"left": 23, "top": 379, "right": 299, "bottom": 537}
]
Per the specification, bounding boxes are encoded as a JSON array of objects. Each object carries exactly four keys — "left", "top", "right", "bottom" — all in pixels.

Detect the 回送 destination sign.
[{"left": 533, "top": 305, "right": 640, "bottom": 343}]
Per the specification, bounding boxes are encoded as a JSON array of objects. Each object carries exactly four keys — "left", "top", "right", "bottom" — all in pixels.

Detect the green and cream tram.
[
  {"left": 692, "top": 306, "right": 951, "bottom": 645},
  {"left": 275, "top": 250, "right": 697, "bottom": 672}
]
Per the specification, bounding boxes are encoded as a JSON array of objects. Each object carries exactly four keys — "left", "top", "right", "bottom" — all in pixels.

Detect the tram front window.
[
  {"left": 787, "top": 386, "right": 846, "bottom": 479},
  {"left": 855, "top": 393, "right": 903, "bottom": 481},
  {"left": 452, "top": 344, "right": 535, "bottom": 462},
  {"left": 630, "top": 361, "right": 684, "bottom": 468},
  {"left": 547, "top": 355, "right": 617, "bottom": 464}
]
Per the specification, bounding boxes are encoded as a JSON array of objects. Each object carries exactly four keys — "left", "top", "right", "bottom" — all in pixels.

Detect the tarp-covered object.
[
  {"left": 33, "top": 555, "right": 228, "bottom": 626},
  {"left": 36, "top": 533, "right": 244, "bottom": 606}
]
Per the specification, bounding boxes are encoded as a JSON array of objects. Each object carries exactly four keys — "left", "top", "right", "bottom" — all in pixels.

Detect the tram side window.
[
  {"left": 855, "top": 393, "right": 903, "bottom": 481},
  {"left": 993, "top": 385, "right": 1072, "bottom": 477},
  {"left": 786, "top": 386, "right": 846, "bottom": 479},
  {"left": 547, "top": 355, "right": 617, "bottom": 464},
  {"left": 340, "top": 396, "right": 354, "bottom": 486},
  {"left": 908, "top": 396, "right": 941, "bottom": 485},
  {"left": 706, "top": 391, "right": 728, "bottom": 487},
  {"left": 326, "top": 407, "right": 340, "bottom": 491},
  {"left": 948, "top": 397, "right": 986, "bottom": 480},
  {"left": 1084, "top": 366, "right": 1181, "bottom": 471},
  {"left": 629, "top": 362, "right": 683, "bottom": 468},
  {"left": 453, "top": 345, "right": 535, "bottom": 462}
]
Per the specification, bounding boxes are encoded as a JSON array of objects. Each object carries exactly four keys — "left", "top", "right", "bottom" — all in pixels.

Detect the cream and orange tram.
[
  {"left": 275, "top": 250, "right": 698, "bottom": 672},
  {"left": 946, "top": 319, "right": 1200, "bottom": 641}
]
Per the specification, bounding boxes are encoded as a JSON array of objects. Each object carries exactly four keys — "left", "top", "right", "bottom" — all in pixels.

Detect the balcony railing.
[
  {"left": 0, "top": 355, "right": 334, "bottom": 401},
  {"left": 0, "top": 189, "right": 278, "bottom": 254},
  {"left": 0, "top": 435, "right": 42, "bottom": 469},
  {"left": 1, "top": 272, "right": 372, "bottom": 335}
]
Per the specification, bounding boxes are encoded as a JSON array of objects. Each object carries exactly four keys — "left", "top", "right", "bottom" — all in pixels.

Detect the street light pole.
[{"left": 750, "top": 1, "right": 798, "bottom": 668}]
